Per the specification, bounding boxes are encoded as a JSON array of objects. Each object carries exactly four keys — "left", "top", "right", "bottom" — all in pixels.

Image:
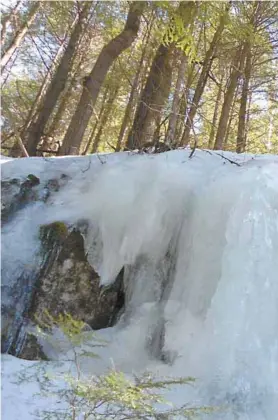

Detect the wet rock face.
[
  {"left": 1, "top": 173, "right": 69, "bottom": 224},
  {"left": 19, "top": 334, "right": 48, "bottom": 361},
  {"left": 1, "top": 176, "right": 35, "bottom": 223},
  {"left": 1, "top": 170, "right": 125, "bottom": 360},
  {"left": 2, "top": 221, "right": 125, "bottom": 360},
  {"left": 31, "top": 224, "right": 124, "bottom": 331}
]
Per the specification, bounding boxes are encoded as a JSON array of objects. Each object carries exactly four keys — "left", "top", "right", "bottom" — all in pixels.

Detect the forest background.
[{"left": 1, "top": 0, "right": 277, "bottom": 157}]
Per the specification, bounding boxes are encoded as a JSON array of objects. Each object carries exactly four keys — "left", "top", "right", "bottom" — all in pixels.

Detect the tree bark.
[
  {"left": 115, "top": 14, "right": 154, "bottom": 151},
  {"left": 236, "top": 42, "right": 252, "bottom": 153},
  {"left": 126, "top": 1, "right": 201, "bottom": 150},
  {"left": 126, "top": 43, "right": 173, "bottom": 149},
  {"left": 25, "top": 2, "right": 92, "bottom": 156},
  {"left": 47, "top": 28, "right": 97, "bottom": 143},
  {"left": 1, "top": 2, "right": 40, "bottom": 71},
  {"left": 222, "top": 82, "right": 239, "bottom": 150},
  {"left": 166, "top": 51, "right": 187, "bottom": 146},
  {"left": 45, "top": 78, "right": 74, "bottom": 139},
  {"left": 91, "top": 86, "right": 120, "bottom": 153},
  {"left": 208, "top": 76, "right": 223, "bottom": 149},
  {"left": 59, "top": 1, "right": 145, "bottom": 156},
  {"left": 180, "top": 5, "right": 229, "bottom": 146},
  {"left": 82, "top": 85, "right": 110, "bottom": 155},
  {"left": 10, "top": 40, "right": 69, "bottom": 157},
  {"left": 214, "top": 46, "right": 246, "bottom": 150},
  {"left": 26, "top": 36, "right": 69, "bottom": 127},
  {"left": 175, "top": 63, "right": 195, "bottom": 144},
  {"left": 244, "top": 90, "right": 252, "bottom": 151}
]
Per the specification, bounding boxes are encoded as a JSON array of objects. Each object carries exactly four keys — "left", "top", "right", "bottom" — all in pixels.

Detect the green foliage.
[
  {"left": 2, "top": 0, "right": 277, "bottom": 155},
  {"left": 163, "top": 3, "right": 198, "bottom": 61},
  {"left": 34, "top": 310, "right": 106, "bottom": 358},
  {"left": 66, "top": 370, "right": 216, "bottom": 419},
  {"left": 24, "top": 312, "right": 217, "bottom": 419}
]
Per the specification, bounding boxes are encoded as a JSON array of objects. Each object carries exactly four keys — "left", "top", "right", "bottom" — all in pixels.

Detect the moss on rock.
[
  {"left": 26, "top": 174, "right": 40, "bottom": 186},
  {"left": 39, "top": 221, "right": 69, "bottom": 247}
]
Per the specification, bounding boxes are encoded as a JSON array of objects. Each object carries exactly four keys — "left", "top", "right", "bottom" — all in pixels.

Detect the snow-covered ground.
[{"left": 2, "top": 149, "right": 278, "bottom": 419}]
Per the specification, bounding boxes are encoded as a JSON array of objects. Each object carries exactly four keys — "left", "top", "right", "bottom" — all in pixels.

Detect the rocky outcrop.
[
  {"left": 1, "top": 173, "right": 69, "bottom": 224},
  {"left": 2, "top": 221, "right": 125, "bottom": 360},
  {"left": 31, "top": 222, "right": 124, "bottom": 331},
  {"left": 1, "top": 172, "right": 125, "bottom": 360},
  {"left": 1, "top": 174, "right": 40, "bottom": 223}
]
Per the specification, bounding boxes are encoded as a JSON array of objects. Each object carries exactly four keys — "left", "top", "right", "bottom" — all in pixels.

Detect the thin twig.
[
  {"left": 204, "top": 149, "right": 241, "bottom": 166},
  {"left": 214, "top": 152, "right": 241, "bottom": 166},
  {"left": 81, "top": 156, "right": 92, "bottom": 173},
  {"left": 96, "top": 153, "right": 106, "bottom": 164}
]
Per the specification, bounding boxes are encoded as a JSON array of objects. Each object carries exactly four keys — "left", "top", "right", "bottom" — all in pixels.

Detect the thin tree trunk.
[
  {"left": 91, "top": 86, "right": 120, "bottom": 153},
  {"left": 175, "top": 19, "right": 204, "bottom": 145},
  {"left": 214, "top": 46, "right": 246, "bottom": 150},
  {"left": 1, "top": 2, "right": 40, "bottom": 71},
  {"left": 130, "top": 46, "right": 155, "bottom": 127},
  {"left": 59, "top": 1, "right": 145, "bottom": 156},
  {"left": 223, "top": 84, "right": 238, "bottom": 150},
  {"left": 126, "top": 43, "right": 173, "bottom": 149},
  {"left": 115, "top": 14, "right": 154, "bottom": 151},
  {"left": 25, "top": 2, "right": 92, "bottom": 156},
  {"left": 83, "top": 124, "right": 99, "bottom": 156},
  {"left": 166, "top": 51, "right": 187, "bottom": 146},
  {"left": 27, "top": 36, "right": 69, "bottom": 128},
  {"left": 244, "top": 91, "right": 252, "bottom": 151},
  {"left": 82, "top": 84, "right": 110, "bottom": 154},
  {"left": 47, "top": 27, "right": 97, "bottom": 142},
  {"left": 236, "top": 42, "right": 252, "bottom": 153},
  {"left": 208, "top": 76, "right": 223, "bottom": 149},
  {"left": 180, "top": 5, "right": 230, "bottom": 146},
  {"left": 175, "top": 63, "right": 195, "bottom": 144},
  {"left": 1, "top": 0, "right": 22, "bottom": 44},
  {"left": 46, "top": 66, "right": 84, "bottom": 138},
  {"left": 115, "top": 61, "right": 141, "bottom": 151},
  {"left": 45, "top": 80, "right": 73, "bottom": 139},
  {"left": 10, "top": 34, "right": 73, "bottom": 158}
]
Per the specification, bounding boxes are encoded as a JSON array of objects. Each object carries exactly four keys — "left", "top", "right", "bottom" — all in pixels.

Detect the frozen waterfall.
[{"left": 1, "top": 149, "right": 278, "bottom": 419}]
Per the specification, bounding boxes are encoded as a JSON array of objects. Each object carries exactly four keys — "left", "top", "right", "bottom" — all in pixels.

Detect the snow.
[{"left": 1, "top": 149, "right": 278, "bottom": 419}]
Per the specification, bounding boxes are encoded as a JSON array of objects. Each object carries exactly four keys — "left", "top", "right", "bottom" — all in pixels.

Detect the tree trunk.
[
  {"left": 126, "top": 1, "right": 200, "bottom": 150},
  {"left": 82, "top": 85, "right": 110, "bottom": 155},
  {"left": 175, "top": 63, "right": 195, "bottom": 144},
  {"left": 223, "top": 88, "right": 236, "bottom": 150},
  {"left": 214, "top": 46, "right": 246, "bottom": 150},
  {"left": 208, "top": 76, "right": 223, "bottom": 149},
  {"left": 236, "top": 42, "right": 252, "bottom": 153},
  {"left": 47, "top": 29, "right": 97, "bottom": 143},
  {"left": 91, "top": 86, "right": 120, "bottom": 153},
  {"left": 45, "top": 79, "right": 74, "bottom": 139},
  {"left": 166, "top": 51, "right": 187, "bottom": 146},
  {"left": 175, "top": 18, "right": 204, "bottom": 145},
  {"left": 1, "top": 2, "right": 40, "bottom": 71},
  {"left": 115, "top": 14, "right": 154, "bottom": 151},
  {"left": 10, "top": 40, "right": 69, "bottom": 157},
  {"left": 126, "top": 43, "right": 173, "bottom": 149},
  {"left": 115, "top": 58, "right": 142, "bottom": 151},
  {"left": 59, "top": 1, "right": 145, "bottom": 156},
  {"left": 1, "top": 0, "right": 22, "bottom": 44},
  {"left": 25, "top": 2, "right": 92, "bottom": 156},
  {"left": 180, "top": 5, "right": 229, "bottom": 146},
  {"left": 26, "top": 36, "right": 69, "bottom": 127},
  {"left": 244, "top": 91, "right": 252, "bottom": 151}
]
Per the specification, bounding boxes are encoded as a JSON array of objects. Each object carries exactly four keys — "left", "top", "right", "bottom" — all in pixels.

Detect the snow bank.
[{"left": 2, "top": 149, "right": 278, "bottom": 419}]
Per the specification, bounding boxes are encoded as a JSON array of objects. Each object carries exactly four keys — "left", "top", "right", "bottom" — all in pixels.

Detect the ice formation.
[{"left": 1, "top": 149, "right": 278, "bottom": 419}]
